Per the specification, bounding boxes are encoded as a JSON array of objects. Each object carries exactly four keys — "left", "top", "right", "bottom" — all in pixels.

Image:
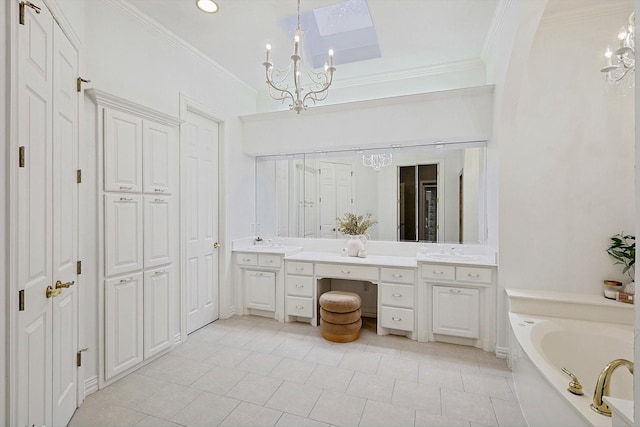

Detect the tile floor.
[{"left": 68, "top": 316, "right": 526, "bottom": 427}]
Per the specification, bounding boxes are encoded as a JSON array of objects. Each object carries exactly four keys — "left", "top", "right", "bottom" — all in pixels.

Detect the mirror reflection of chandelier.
[
  {"left": 601, "top": 12, "right": 635, "bottom": 85},
  {"left": 362, "top": 153, "right": 392, "bottom": 171},
  {"left": 263, "top": 0, "right": 336, "bottom": 113}
]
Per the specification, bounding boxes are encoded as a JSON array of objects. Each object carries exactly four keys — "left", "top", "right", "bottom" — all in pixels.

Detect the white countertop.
[
  {"left": 285, "top": 251, "right": 418, "bottom": 268},
  {"left": 233, "top": 246, "right": 303, "bottom": 255},
  {"left": 505, "top": 288, "right": 634, "bottom": 309},
  {"left": 416, "top": 252, "right": 497, "bottom": 266}
]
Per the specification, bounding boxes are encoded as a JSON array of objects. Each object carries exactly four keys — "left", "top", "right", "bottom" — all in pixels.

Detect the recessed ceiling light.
[{"left": 196, "top": 0, "right": 219, "bottom": 14}]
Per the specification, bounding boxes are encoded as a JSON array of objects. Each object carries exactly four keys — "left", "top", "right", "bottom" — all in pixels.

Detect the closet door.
[
  {"left": 144, "top": 195, "right": 172, "bottom": 268},
  {"left": 105, "top": 194, "right": 143, "bottom": 276},
  {"left": 105, "top": 273, "right": 144, "bottom": 380},
  {"left": 104, "top": 109, "right": 142, "bottom": 193},
  {"left": 144, "top": 267, "right": 172, "bottom": 358},
  {"left": 143, "top": 121, "right": 176, "bottom": 194}
]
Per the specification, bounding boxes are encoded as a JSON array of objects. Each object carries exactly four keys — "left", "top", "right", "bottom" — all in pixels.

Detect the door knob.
[
  {"left": 55, "top": 280, "right": 75, "bottom": 289},
  {"left": 213, "top": 242, "right": 221, "bottom": 249},
  {"left": 46, "top": 286, "right": 61, "bottom": 298}
]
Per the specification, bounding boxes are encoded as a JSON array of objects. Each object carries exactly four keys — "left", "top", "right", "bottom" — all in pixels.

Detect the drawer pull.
[
  {"left": 467, "top": 273, "right": 481, "bottom": 278},
  {"left": 295, "top": 267, "right": 304, "bottom": 271},
  {"left": 119, "top": 277, "right": 134, "bottom": 283},
  {"left": 392, "top": 317, "right": 402, "bottom": 321},
  {"left": 242, "top": 258, "right": 252, "bottom": 262},
  {"left": 119, "top": 197, "right": 133, "bottom": 201},
  {"left": 119, "top": 186, "right": 132, "bottom": 190},
  {"left": 295, "top": 305, "right": 304, "bottom": 309},
  {"left": 264, "top": 259, "right": 273, "bottom": 264},
  {"left": 154, "top": 188, "right": 166, "bottom": 192},
  {"left": 392, "top": 293, "right": 403, "bottom": 297},
  {"left": 432, "top": 271, "right": 444, "bottom": 275},
  {"left": 449, "top": 289, "right": 462, "bottom": 293},
  {"left": 153, "top": 198, "right": 166, "bottom": 203},
  {"left": 153, "top": 270, "right": 167, "bottom": 275},
  {"left": 254, "top": 272, "right": 264, "bottom": 277},
  {"left": 296, "top": 284, "right": 304, "bottom": 288},
  {"left": 341, "top": 270, "right": 351, "bottom": 274},
  {"left": 392, "top": 274, "right": 403, "bottom": 278}
]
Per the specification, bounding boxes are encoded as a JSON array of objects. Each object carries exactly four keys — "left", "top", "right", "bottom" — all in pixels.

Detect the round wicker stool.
[{"left": 319, "top": 291, "right": 362, "bottom": 343}]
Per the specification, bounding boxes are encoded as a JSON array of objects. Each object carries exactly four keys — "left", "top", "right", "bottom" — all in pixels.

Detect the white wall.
[{"left": 497, "top": 1, "right": 634, "bottom": 352}]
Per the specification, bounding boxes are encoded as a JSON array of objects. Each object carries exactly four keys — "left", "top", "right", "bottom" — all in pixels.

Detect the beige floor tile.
[
  {"left": 227, "top": 373, "right": 283, "bottom": 405},
  {"left": 188, "top": 327, "right": 228, "bottom": 343},
  {"left": 339, "top": 350, "right": 381, "bottom": 374},
  {"left": 441, "top": 388, "right": 497, "bottom": 426},
  {"left": 269, "top": 357, "right": 318, "bottom": 383},
  {"left": 272, "top": 340, "right": 315, "bottom": 360},
  {"left": 275, "top": 413, "right": 330, "bottom": 427},
  {"left": 346, "top": 372, "right": 395, "bottom": 402},
  {"left": 98, "top": 373, "right": 168, "bottom": 409},
  {"left": 391, "top": 379, "right": 441, "bottom": 414},
  {"left": 217, "top": 330, "right": 258, "bottom": 348},
  {"left": 265, "top": 381, "right": 323, "bottom": 417},
  {"left": 219, "top": 401, "right": 283, "bottom": 427},
  {"left": 243, "top": 334, "right": 286, "bottom": 353},
  {"left": 171, "top": 392, "right": 240, "bottom": 427},
  {"left": 419, "top": 363, "right": 464, "bottom": 391},
  {"left": 462, "top": 372, "right": 515, "bottom": 401},
  {"left": 304, "top": 345, "right": 346, "bottom": 367},
  {"left": 236, "top": 352, "right": 283, "bottom": 375},
  {"left": 308, "top": 390, "right": 366, "bottom": 427},
  {"left": 170, "top": 338, "right": 223, "bottom": 361},
  {"left": 399, "top": 348, "right": 439, "bottom": 365},
  {"left": 491, "top": 397, "right": 527, "bottom": 427},
  {"left": 359, "top": 400, "right": 415, "bottom": 427},
  {"left": 191, "top": 365, "right": 246, "bottom": 395},
  {"left": 134, "top": 415, "right": 185, "bottom": 427},
  {"left": 69, "top": 403, "right": 146, "bottom": 427},
  {"left": 415, "top": 411, "right": 471, "bottom": 427},
  {"left": 205, "top": 345, "right": 252, "bottom": 368},
  {"left": 138, "top": 355, "right": 214, "bottom": 386},
  {"left": 305, "top": 364, "right": 355, "bottom": 393},
  {"left": 377, "top": 355, "right": 420, "bottom": 382},
  {"left": 135, "top": 382, "right": 201, "bottom": 419}
]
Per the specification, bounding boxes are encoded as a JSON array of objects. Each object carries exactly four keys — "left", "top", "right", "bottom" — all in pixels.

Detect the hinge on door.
[
  {"left": 76, "top": 348, "right": 89, "bottom": 367},
  {"left": 351, "top": 171, "right": 353, "bottom": 176},
  {"left": 19, "top": 290, "right": 25, "bottom": 311},
  {"left": 76, "top": 261, "right": 82, "bottom": 275},
  {"left": 77, "top": 169, "right": 82, "bottom": 183},
  {"left": 19, "top": 1, "right": 41, "bottom": 25},
  {"left": 77, "top": 77, "right": 91, "bottom": 92},
  {"left": 19, "top": 146, "right": 25, "bottom": 167}
]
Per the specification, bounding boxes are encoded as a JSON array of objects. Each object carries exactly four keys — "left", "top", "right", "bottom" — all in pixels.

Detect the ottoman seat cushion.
[{"left": 319, "top": 291, "right": 361, "bottom": 313}]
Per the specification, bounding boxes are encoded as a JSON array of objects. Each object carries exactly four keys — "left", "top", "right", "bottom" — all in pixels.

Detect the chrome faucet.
[{"left": 591, "top": 358, "right": 634, "bottom": 417}]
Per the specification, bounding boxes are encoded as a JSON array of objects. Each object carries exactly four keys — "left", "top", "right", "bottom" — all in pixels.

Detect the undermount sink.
[{"left": 422, "top": 253, "right": 480, "bottom": 262}]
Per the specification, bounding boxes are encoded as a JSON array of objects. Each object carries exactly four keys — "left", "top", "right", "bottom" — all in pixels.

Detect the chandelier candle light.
[
  {"left": 601, "top": 12, "right": 635, "bottom": 85},
  {"left": 264, "top": 0, "right": 336, "bottom": 113}
]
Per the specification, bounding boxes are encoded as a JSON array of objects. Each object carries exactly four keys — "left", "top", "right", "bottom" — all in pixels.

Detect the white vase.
[
  {"left": 346, "top": 235, "right": 367, "bottom": 257},
  {"left": 622, "top": 281, "right": 635, "bottom": 295}
]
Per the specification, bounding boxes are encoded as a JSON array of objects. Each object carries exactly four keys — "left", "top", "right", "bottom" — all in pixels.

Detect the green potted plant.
[
  {"left": 606, "top": 232, "right": 635, "bottom": 297},
  {"left": 337, "top": 212, "right": 377, "bottom": 257}
]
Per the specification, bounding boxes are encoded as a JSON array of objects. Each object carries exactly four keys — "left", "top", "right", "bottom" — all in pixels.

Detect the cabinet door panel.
[
  {"left": 245, "top": 271, "right": 276, "bottom": 311},
  {"left": 144, "top": 195, "right": 172, "bottom": 268},
  {"left": 143, "top": 121, "right": 176, "bottom": 194},
  {"left": 144, "top": 267, "right": 172, "bottom": 358},
  {"left": 105, "top": 273, "right": 143, "bottom": 379},
  {"left": 104, "top": 109, "right": 142, "bottom": 192},
  {"left": 432, "top": 286, "right": 479, "bottom": 338},
  {"left": 105, "top": 194, "right": 143, "bottom": 276}
]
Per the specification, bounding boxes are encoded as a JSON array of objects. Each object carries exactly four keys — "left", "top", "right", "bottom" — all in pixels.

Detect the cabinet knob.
[
  {"left": 341, "top": 270, "right": 351, "bottom": 274},
  {"left": 295, "top": 267, "right": 304, "bottom": 271},
  {"left": 391, "top": 317, "right": 402, "bottom": 321},
  {"left": 296, "top": 284, "right": 304, "bottom": 288},
  {"left": 467, "top": 273, "right": 480, "bottom": 278},
  {"left": 392, "top": 274, "right": 403, "bottom": 278},
  {"left": 391, "top": 293, "right": 403, "bottom": 297},
  {"left": 432, "top": 271, "right": 444, "bottom": 275},
  {"left": 119, "top": 186, "right": 132, "bottom": 190},
  {"left": 295, "top": 305, "right": 304, "bottom": 309},
  {"left": 265, "top": 259, "right": 273, "bottom": 264}
]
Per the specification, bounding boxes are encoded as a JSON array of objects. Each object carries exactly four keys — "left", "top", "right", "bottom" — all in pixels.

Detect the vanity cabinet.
[
  {"left": 104, "top": 109, "right": 143, "bottom": 193},
  {"left": 379, "top": 267, "right": 416, "bottom": 338},
  {"left": 245, "top": 271, "right": 276, "bottom": 312},
  {"left": 104, "top": 194, "right": 143, "bottom": 277},
  {"left": 420, "top": 262, "right": 496, "bottom": 352},
  {"left": 432, "top": 285, "right": 479, "bottom": 338},
  {"left": 285, "top": 261, "right": 314, "bottom": 320}
]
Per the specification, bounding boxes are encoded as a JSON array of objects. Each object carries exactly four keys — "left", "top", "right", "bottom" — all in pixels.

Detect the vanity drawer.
[
  {"left": 421, "top": 264, "right": 456, "bottom": 281},
  {"left": 315, "top": 263, "right": 378, "bottom": 281},
  {"left": 236, "top": 253, "right": 258, "bottom": 266},
  {"left": 380, "top": 284, "right": 414, "bottom": 309},
  {"left": 286, "top": 296, "right": 313, "bottom": 318},
  {"left": 456, "top": 266, "right": 492, "bottom": 284},
  {"left": 380, "top": 268, "right": 415, "bottom": 284},
  {"left": 259, "top": 254, "right": 281, "bottom": 268},
  {"left": 286, "top": 275, "right": 314, "bottom": 297},
  {"left": 380, "top": 307, "right": 414, "bottom": 332},
  {"left": 286, "top": 261, "right": 313, "bottom": 276}
]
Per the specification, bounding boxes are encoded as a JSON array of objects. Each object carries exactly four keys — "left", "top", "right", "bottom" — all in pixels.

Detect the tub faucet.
[{"left": 591, "top": 358, "right": 634, "bottom": 417}]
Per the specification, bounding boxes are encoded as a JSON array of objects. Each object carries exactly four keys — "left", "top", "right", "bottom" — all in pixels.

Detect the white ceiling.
[{"left": 126, "top": 0, "right": 499, "bottom": 93}]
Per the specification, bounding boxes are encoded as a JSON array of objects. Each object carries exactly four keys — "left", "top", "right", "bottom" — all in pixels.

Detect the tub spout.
[{"left": 591, "top": 358, "right": 634, "bottom": 417}]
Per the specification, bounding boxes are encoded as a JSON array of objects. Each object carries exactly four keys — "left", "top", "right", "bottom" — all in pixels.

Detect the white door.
[
  {"left": 144, "top": 267, "right": 172, "bottom": 358},
  {"left": 185, "top": 110, "right": 219, "bottom": 333},
  {"left": 17, "top": 2, "right": 79, "bottom": 426},
  {"left": 319, "top": 162, "right": 353, "bottom": 238}
]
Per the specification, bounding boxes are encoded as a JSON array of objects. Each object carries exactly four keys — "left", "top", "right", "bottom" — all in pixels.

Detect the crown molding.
[
  {"left": 102, "top": 0, "right": 255, "bottom": 95},
  {"left": 540, "top": 1, "right": 631, "bottom": 27},
  {"left": 243, "top": 84, "right": 495, "bottom": 123},
  {"left": 481, "top": 0, "right": 512, "bottom": 61},
  {"left": 86, "top": 88, "right": 183, "bottom": 126}
]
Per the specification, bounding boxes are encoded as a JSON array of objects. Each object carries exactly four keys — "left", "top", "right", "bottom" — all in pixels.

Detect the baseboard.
[
  {"left": 495, "top": 346, "right": 509, "bottom": 359},
  {"left": 173, "top": 333, "right": 182, "bottom": 346},
  {"left": 84, "top": 375, "right": 98, "bottom": 396}
]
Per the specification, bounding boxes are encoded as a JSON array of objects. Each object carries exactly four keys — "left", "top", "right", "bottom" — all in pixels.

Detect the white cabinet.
[
  {"left": 143, "top": 196, "right": 172, "bottom": 268},
  {"left": 379, "top": 267, "right": 415, "bottom": 336},
  {"left": 104, "top": 109, "right": 143, "bottom": 193},
  {"left": 144, "top": 267, "right": 172, "bottom": 358},
  {"left": 245, "top": 271, "right": 276, "bottom": 312},
  {"left": 105, "top": 273, "right": 144, "bottom": 380},
  {"left": 285, "top": 261, "right": 314, "bottom": 320},
  {"left": 143, "top": 121, "right": 177, "bottom": 195},
  {"left": 432, "top": 285, "right": 480, "bottom": 339},
  {"left": 104, "top": 194, "right": 143, "bottom": 276}
]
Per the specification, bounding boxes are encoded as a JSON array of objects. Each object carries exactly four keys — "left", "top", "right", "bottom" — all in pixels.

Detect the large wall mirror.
[{"left": 256, "top": 141, "right": 487, "bottom": 243}]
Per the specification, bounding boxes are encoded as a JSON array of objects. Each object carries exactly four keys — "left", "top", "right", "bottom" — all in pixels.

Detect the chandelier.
[
  {"left": 601, "top": 12, "right": 635, "bottom": 85},
  {"left": 263, "top": 0, "right": 336, "bottom": 114},
  {"left": 362, "top": 154, "right": 392, "bottom": 171}
]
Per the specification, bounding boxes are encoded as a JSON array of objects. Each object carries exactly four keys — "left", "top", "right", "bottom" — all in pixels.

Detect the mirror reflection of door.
[
  {"left": 398, "top": 164, "right": 439, "bottom": 242},
  {"left": 319, "top": 162, "right": 353, "bottom": 238}
]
